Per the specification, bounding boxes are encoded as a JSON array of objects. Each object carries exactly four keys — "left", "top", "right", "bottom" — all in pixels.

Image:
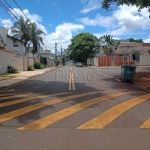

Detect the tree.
[
  {"left": 127, "top": 38, "right": 143, "bottom": 43},
  {"left": 101, "top": 0, "right": 150, "bottom": 14},
  {"left": 95, "top": 35, "right": 120, "bottom": 56},
  {"left": 68, "top": 32, "right": 98, "bottom": 65},
  {"left": 11, "top": 16, "right": 30, "bottom": 55},
  {"left": 28, "top": 22, "right": 45, "bottom": 57}
]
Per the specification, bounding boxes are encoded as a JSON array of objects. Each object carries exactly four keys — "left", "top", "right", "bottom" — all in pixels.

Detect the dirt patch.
[
  {"left": 134, "top": 72, "right": 150, "bottom": 82},
  {"left": 134, "top": 72, "right": 150, "bottom": 88}
]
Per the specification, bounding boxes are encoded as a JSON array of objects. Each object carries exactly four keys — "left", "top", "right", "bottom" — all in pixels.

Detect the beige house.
[
  {"left": 91, "top": 40, "right": 150, "bottom": 66},
  {"left": 0, "top": 26, "right": 35, "bottom": 73}
]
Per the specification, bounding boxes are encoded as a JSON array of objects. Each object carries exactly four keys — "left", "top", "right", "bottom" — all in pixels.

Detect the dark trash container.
[{"left": 120, "top": 65, "right": 136, "bottom": 82}]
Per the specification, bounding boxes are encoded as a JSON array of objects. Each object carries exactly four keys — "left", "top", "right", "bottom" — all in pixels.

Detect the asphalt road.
[{"left": 0, "top": 64, "right": 150, "bottom": 150}]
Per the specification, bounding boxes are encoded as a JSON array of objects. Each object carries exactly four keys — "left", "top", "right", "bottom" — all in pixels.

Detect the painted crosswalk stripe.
[
  {"left": 18, "top": 92, "right": 128, "bottom": 130},
  {"left": 0, "top": 91, "right": 100, "bottom": 124},
  {"left": 0, "top": 94, "right": 13, "bottom": 97},
  {"left": 0, "top": 93, "right": 67, "bottom": 108},
  {"left": 140, "top": 118, "right": 150, "bottom": 128},
  {"left": 77, "top": 93, "right": 150, "bottom": 129},
  {"left": 0, "top": 95, "right": 27, "bottom": 101}
]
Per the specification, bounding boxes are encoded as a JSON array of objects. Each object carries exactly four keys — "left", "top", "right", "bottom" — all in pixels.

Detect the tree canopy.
[
  {"left": 95, "top": 35, "right": 120, "bottom": 56},
  {"left": 101, "top": 0, "right": 150, "bottom": 13},
  {"left": 11, "top": 16, "right": 45, "bottom": 56},
  {"left": 68, "top": 32, "right": 98, "bottom": 63},
  {"left": 127, "top": 38, "right": 143, "bottom": 43}
]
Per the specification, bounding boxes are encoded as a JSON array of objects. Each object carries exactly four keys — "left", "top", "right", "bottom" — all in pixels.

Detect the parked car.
[{"left": 76, "top": 62, "right": 83, "bottom": 67}]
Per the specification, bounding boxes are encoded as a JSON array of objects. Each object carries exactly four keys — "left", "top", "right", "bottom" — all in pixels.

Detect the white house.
[{"left": 0, "top": 26, "right": 30, "bottom": 73}]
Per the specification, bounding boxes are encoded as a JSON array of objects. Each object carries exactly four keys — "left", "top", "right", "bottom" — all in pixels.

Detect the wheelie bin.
[{"left": 120, "top": 65, "right": 136, "bottom": 82}]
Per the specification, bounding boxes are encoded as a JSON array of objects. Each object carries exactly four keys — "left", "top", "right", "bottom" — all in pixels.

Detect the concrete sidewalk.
[
  {"left": 89, "top": 65, "right": 150, "bottom": 69},
  {"left": 0, "top": 67, "right": 58, "bottom": 90}
]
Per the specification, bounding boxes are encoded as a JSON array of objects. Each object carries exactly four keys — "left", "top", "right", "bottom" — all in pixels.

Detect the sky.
[{"left": 1, "top": 0, "right": 150, "bottom": 53}]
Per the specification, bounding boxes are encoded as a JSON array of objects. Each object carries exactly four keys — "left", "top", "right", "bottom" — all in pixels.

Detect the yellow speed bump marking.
[
  {"left": 141, "top": 118, "right": 150, "bottom": 128},
  {"left": 0, "top": 95, "right": 27, "bottom": 101},
  {"left": 0, "top": 91, "right": 99, "bottom": 124},
  {"left": 0, "top": 93, "right": 67, "bottom": 108},
  {"left": 0, "top": 94, "right": 13, "bottom": 97},
  {"left": 77, "top": 93, "right": 150, "bottom": 129},
  {"left": 18, "top": 92, "right": 128, "bottom": 130}
]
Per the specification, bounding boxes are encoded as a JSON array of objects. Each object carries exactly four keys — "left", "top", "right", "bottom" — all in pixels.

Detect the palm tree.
[
  {"left": 95, "top": 35, "right": 120, "bottom": 56},
  {"left": 28, "top": 22, "right": 45, "bottom": 57},
  {"left": 11, "top": 16, "right": 30, "bottom": 55}
]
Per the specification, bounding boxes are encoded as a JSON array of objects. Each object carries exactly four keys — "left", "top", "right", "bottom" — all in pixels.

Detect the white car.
[{"left": 76, "top": 62, "right": 83, "bottom": 67}]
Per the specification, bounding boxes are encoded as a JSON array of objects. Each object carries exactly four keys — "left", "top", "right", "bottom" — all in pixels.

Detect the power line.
[
  {"left": 3, "top": 0, "right": 21, "bottom": 19},
  {"left": 0, "top": 0, "right": 57, "bottom": 50},
  {"left": 13, "top": 0, "right": 55, "bottom": 48},
  {"left": 0, "top": 0, "right": 19, "bottom": 21},
  {"left": 13, "top": 0, "right": 29, "bottom": 21}
]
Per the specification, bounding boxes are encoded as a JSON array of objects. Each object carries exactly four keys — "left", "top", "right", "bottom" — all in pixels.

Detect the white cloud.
[
  {"left": 0, "top": 19, "right": 13, "bottom": 28},
  {"left": 80, "top": 5, "right": 150, "bottom": 39},
  {"left": 143, "top": 38, "right": 150, "bottom": 43},
  {"left": 45, "top": 22, "right": 85, "bottom": 52},
  {"left": 77, "top": 14, "right": 115, "bottom": 28},
  {"left": 1, "top": 8, "right": 84, "bottom": 53},
  {"left": 10, "top": 8, "right": 48, "bottom": 34},
  {"left": 80, "top": 0, "right": 102, "bottom": 14},
  {"left": 113, "top": 5, "right": 150, "bottom": 31}
]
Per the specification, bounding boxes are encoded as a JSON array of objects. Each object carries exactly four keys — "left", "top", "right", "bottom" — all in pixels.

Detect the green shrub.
[
  {"left": 34, "top": 62, "right": 43, "bottom": 69},
  {"left": 7, "top": 65, "right": 18, "bottom": 73},
  {"left": 28, "top": 65, "right": 35, "bottom": 71},
  {"left": 54, "top": 59, "right": 60, "bottom": 67}
]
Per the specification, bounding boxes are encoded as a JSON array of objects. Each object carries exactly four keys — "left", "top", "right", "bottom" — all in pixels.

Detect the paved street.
[{"left": 0, "top": 64, "right": 150, "bottom": 150}]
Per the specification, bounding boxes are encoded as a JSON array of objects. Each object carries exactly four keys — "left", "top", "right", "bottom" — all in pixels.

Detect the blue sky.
[{"left": 1, "top": 0, "right": 150, "bottom": 53}]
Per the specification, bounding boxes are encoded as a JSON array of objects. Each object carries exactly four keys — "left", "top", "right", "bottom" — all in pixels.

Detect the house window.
[{"left": 14, "top": 44, "right": 19, "bottom": 47}]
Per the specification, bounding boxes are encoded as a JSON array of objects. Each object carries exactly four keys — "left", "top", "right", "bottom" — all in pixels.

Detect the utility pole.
[{"left": 55, "top": 42, "right": 57, "bottom": 59}]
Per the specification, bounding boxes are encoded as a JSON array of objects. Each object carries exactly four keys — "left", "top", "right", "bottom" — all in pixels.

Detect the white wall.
[
  {"left": 94, "top": 57, "right": 98, "bottom": 66},
  {"left": 28, "top": 57, "right": 34, "bottom": 66},
  {"left": 137, "top": 55, "right": 150, "bottom": 65},
  {"left": 7, "top": 36, "right": 25, "bottom": 55},
  {"left": 0, "top": 50, "right": 16, "bottom": 74},
  {"left": 14, "top": 55, "right": 24, "bottom": 71},
  {"left": 0, "top": 27, "right": 8, "bottom": 46}
]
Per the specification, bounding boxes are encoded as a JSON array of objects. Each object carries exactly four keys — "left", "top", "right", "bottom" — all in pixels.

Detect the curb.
[
  {"left": 88, "top": 66, "right": 120, "bottom": 69},
  {"left": 0, "top": 66, "right": 62, "bottom": 91}
]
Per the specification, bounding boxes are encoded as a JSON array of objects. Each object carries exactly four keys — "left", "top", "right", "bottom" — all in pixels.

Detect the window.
[{"left": 14, "top": 44, "right": 19, "bottom": 47}]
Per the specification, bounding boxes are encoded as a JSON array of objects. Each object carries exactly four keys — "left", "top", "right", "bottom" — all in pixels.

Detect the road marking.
[
  {"left": 109, "top": 76, "right": 113, "bottom": 78},
  {"left": 115, "top": 79, "right": 121, "bottom": 81},
  {"left": 0, "top": 93, "right": 67, "bottom": 108},
  {"left": 0, "top": 95, "right": 27, "bottom": 101},
  {"left": 0, "top": 94, "right": 13, "bottom": 97},
  {"left": 69, "top": 67, "right": 75, "bottom": 90},
  {"left": 0, "top": 91, "right": 100, "bottom": 124},
  {"left": 77, "top": 93, "right": 150, "bottom": 129},
  {"left": 104, "top": 75, "right": 107, "bottom": 76},
  {"left": 18, "top": 92, "right": 128, "bottom": 130},
  {"left": 100, "top": 73, "right": 103, "bottom": 74},
  {"left": 72, "top": 72, "right": 75, "bottom": 90},
  {"left": 69, "top": 72, "right": 72, "bottom": 90},
  {"left": 141, "top": 118, "right": 150, "bottom": 128}
]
